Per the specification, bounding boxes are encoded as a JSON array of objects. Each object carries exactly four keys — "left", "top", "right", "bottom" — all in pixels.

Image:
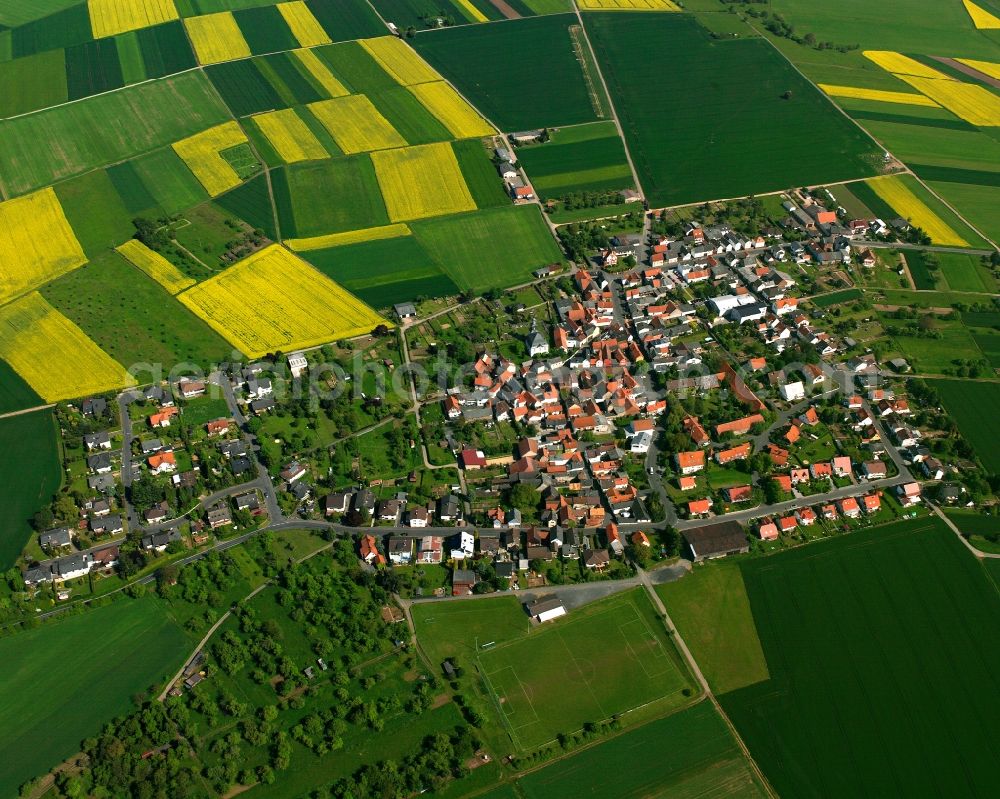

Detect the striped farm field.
[
  {"left": 0, "top": 293, "right": 135, "bottom": 401},
  {"left": 0, "top": 71, "right": 230, "bottom": 197},
  {"left": 818, "top": 84, "right": 940, "bottom": 107},
  {"left": 895, "top": 75, "right": 1000, "bottom": 127},
  {"left": 172, "top": 121, "right": 248, "bottom": 196},
  {"left": 868, "top": 175, "right": 969, "bottom": 246},
  {"left": 0, "top": 188, "right": 86, "bottom": 305},
  {"left": 965, "top": 0, "right": 1000, "bottom": 29},
  {"left": 453, "top": 0, "right": 488, "bottom": 22},
  {"left": 184, "top": 11, "right": 251, "bottom": 65},
  {"left": 293, "top": 47, "right": 348, "bottom": 96},
  {"left": 372, "top": 142, "right": 477, "bottom": 222},
  {"left": 360, "top": 36, "right": 439, "bottom": 86},
  {"left": 177, "top": 244, "right": 389, "bottom": 357},
  {"left": 863, "top": 51, "right": 951, "bottom": 79},
  {"left": 277, "top": 1, "right": 331, "bottom": 47},
  {"left": 115, "top": 239, "right": 194, "bottom": 295},
  {"left": 409, "top": 81, "right": 493, "bottom": 139},
  {"left": 307, "top": 95, "right": 406, "bottom": 153},
  {"left": 956, "top": 58, "right": 1000, "bottom": 80},
  {"left": 250, "top": 108, "right": 328, "bottom": 164},
  {"left": 286, "top": 223, "right": 411, "bottom": 251},
  {"left": 88, "top": 0, "right": 178, "bottom": 38},
  {"left": 578, "top": 0, "right": 680, "bottom": 9}
]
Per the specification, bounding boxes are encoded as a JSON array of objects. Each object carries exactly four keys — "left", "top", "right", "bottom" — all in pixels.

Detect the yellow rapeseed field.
[
  {"left": 578, "top": 0, "right": 680, "bottom": 10},
  {"left": 0, "top": 293, "right": 135, "bottom": 402},
  {"left": 307, "top": 95, "right": 406, "bottom": 153},
  {"left": 867, "top": 177, "right": 969, "bottom": 247},
  {"left": 372, "top": 142, "right": 477, "bottom": 222},
  {"left": 89, "top": 0, "right": 179, "bottom": 39},
  {"left": 252, "top": 109, "right": 328, "bottom": 163},
  {"left": 360, "top": 36, "right": 440, "bottom": 86},
  {"left": 115, "top": 239, "right": 194, "bottom": 295},
  {"left": 172, "top": 121, "right": 248, "bottom": 196},
  {"left": 277, "top": 1, "right": 331, "bottom": 47},
  {"left": 818, "top": 84, "right": 940, "bottom": 107},
  {"left": 453, "top": 0, "right": 488, "bottom": 22},
  {"left": 409, "top": 81, "right": 493, "bottom": 139},
  {"left": 177, "top": 244, "right": 389, "bottom": 357},
  {"left": 293, "top": 48, "right": 348, "bottom": 97},
  {"left": 894, "top": 74, "right": 1000, "bottom": 126},
  {"left": 0, "top": 188, "right": 87, "bottom": 306},
  {"left": 964, "top": 0, "right": 1000, "bottom": 29},
  {"left": 286, "top": 224, "right": 411, "bottom": 252},
  {"left": 862, "top": 51, "right": 954, "bottom": 80},
  {"left": 956, "top": 58, "right": 1000, "bottom": 81},
  {"left": 184, "top": 12, "right": 251, "bottom": 65}
]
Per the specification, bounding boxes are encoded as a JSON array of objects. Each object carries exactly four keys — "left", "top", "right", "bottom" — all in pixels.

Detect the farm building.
[{"left": 683, "top": 521, "right": 749, "bottom": 562}]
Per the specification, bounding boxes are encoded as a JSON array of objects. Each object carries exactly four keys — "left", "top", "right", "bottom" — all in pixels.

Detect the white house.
[
  {"left": 450, "top": 531, "right": 475, "bottom": 560},
  {"left": 287, "top": 352, "right": 308, "bottom": 379},
  {"left": 630, "top": 430, "right": 653, "bottom": 454},
  {"left": 526, "top": 597, "right": 566, "bottom": 624},
  {"left": 780, "top": 381, "right": 805, "bottom": 402}
]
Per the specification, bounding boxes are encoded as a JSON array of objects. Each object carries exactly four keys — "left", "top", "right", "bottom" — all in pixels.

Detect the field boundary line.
[{"left": 477, "top": 656, "right": 525, "bottom": 751}]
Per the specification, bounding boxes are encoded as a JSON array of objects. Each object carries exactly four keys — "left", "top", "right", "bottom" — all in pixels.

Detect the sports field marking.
[
  {"left": 89, "top": 0, "right": 178, "bottom": 39},
  {"left": 964, "top": 0, "right": 1000, "bottom": 29},
  {"left": 285, "top": 223, "right": 411, "bottom": 252},
  {"left": 277, "top": 1, "right": 331, "bottom": 47},
  {"left": 554, "top": 625, "right": 611, "bottom": 721},
  {"left": 485, "top": 665, "right": 541, "bottom": 727},
  {"left": 184, "top": 11, "right": 251, "bottom": 65},
  {"left": 863, "top": 51, "right": 956, "bottom": 80},
  {"left": 0, "top": 187, "right": 87, "bottom": 306},
  {"left": 306, "top": 95, "right": 406, "bottom": 154},
  {"left": 618, "top": 616, "right": 672, "bottom": 679},
  {"left": 818, "top": 84, "right": 941, "bottom": 107},
  {"left": 578, "top": 0, "right": 681, "bottom": 9},
  {"left": 360, "top": 36, "right": 440, "bottom": 86}
]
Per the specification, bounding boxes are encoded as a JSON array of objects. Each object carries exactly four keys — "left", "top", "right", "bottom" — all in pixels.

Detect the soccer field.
[{"left": 478, "top": 589, "right": 690, "bottom": 749}]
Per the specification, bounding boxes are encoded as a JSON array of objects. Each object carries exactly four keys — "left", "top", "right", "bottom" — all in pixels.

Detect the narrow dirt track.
[{"left": 931, "top": 56, "right": 1000, "bottom": 89}]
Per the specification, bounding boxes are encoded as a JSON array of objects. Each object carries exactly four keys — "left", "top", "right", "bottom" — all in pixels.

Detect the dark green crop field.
[
  {"left": 414, "top": 14, "right": 600, "bottom": 130},
  {"left": 722, "top": 518, "right": 1000, "bottom": 798},
  {"left": 934, "top": 379, "right": 1000, "bottom": 474},
  {"left": 584, "top": 13, "right": 880, "bottom": 207},
  {"left": 0, "top": 410, "right": 61, "bottom": 568}
]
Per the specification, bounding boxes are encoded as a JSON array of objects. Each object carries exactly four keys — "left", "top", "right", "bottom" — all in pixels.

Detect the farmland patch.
[
  {"left": 936, "top": 379, "right": 1000, "bottom": 473},
  {"left": 372, "top": 141, "right": 477, "bottom": 221}
]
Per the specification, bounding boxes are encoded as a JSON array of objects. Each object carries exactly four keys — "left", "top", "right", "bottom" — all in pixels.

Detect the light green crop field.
[
  {"left": 657, "top": 559, "right": 769, "bottom": 695},
  {"left": 0, "top": 597, "right": 187, "bottom": 797},
  {"left": 935, "top": 379, "right": 1000, "bottom": 473},
  {"left": 0, "top": 71, "right": 231, "bottom": 196},
  {"left": 477, "top": 589, "right": 692, "bottom": 750}
]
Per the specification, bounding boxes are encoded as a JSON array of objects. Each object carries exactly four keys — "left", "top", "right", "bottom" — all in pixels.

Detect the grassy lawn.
[
  {"left": 722, "top": 516, "right": 1000, "bottom": 798},
  {"left": 657, "top": 559, "right": 769, "bottom": 695},
  {"left": 0, "top": 357, "right": 43, "bottom": 415},
  {"left": 888, "top": 322, "right": 984, "bottom": 374},
  {"left": 180, "top": 396, "right": 231, "bottom": 427},
  {"left": 0, "top": 596, "right": 187, "bottom": 797},
  {"left": 476, "top": 588, "right": 693, "bottom": 750},
  {"left": 412, "top": 594, "right": 530, "bottom": 666}
]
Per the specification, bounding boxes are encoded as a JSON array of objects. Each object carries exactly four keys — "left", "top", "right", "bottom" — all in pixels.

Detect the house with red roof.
[
  {"left": 724, "top": 485, "right": 753, "bottom": 503},
  {"left": 862, "top": 493, "right": 881, "bottom": 514},
  {"left": 679, "top": 476, "right": 697, "bottom": 491},
  {"left": 778, "top": 516, "right": 797, "bottom": 532},
  {"left": 676, "top": 450, "right": 706, "bottom": 474},
  {"left": 460, "top": 449, "right": 486, "bottom": 470},
  {"left": 688, "top": 498, "right": 713, "bottom": 517},
  {"left": 838, "top": 496, "right": 861, "bottom": 518},
  {"left": 832, "top": 456, "right": 852, "bottom": 478},
  {"left": 796, "top": 507, "right": 817, "bottom": 526},
  {"left": 716, "top": 442, "right": 751, "bottom": 465},
  {"left": 758, "top": 521, "right": 779, "bottom": 541}
]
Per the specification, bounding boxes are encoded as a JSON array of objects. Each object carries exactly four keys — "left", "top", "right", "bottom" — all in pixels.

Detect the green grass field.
[
  {"left": 41, "top": 251, "right": 233, "bottom": 372},
  {"left": 0, "top": 70, "right": 231, "bottom": 196},
  {"left": 0, "top": 409, "right": 60, "bottom": 568},
  {"left": 0, "top": 596, "right": 187, "bottom": 797},
  {"left": 453, "top": 138, "right": 510, "bottom": 208},
  {"left": 53, "top": 168, "right": 135, "bottom": 256},
  {"left": 272, "top": 155, "right": 389, "bottom": 237},
  {"left": 722, "top": 517, "right": 1000, "bottom": 798},
  {"left": 477, "top": 589, "right": 692, "bottom": 750},
  {"left": 928, "top": 181, "right": 1000, "bottom": 248},
  {"left": 657, "top": 560, "right": 769, "bottom": 695},
  {"left": 0, "top": 47, "right": 66, "bottom": 117},
  {"left": 811, "top": 287, "right": 863, "bottom": 307},
  {"left": 412, "top": 205, "right": 563, "bottom": 292},
  {"left": 886, "top": 320, "right": 985, "bottom": 374},
  {"left": 934, "top": 379, "right": 1000, "bottom": 473},
  {"left": 585, "top": 13, "right": 880, "bottom": 207},
  {"left": 414, "top": 14, "right": 601, "bottom": 130},
  {"left": 412, "top": 594, "right": 531, "bottom": 666},
  {"left": 517, "top": 701, "right": 766, "bottom": 799},
  {"left": 517, "top": 126, "right": 634, "bottom": 200}
]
